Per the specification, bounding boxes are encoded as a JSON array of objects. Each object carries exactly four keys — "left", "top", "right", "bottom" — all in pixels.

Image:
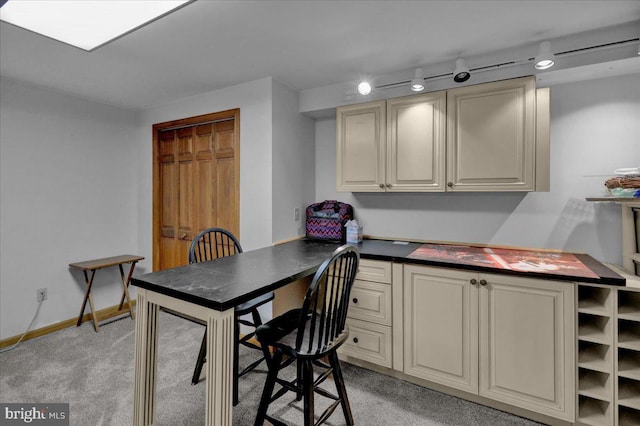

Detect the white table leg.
[
  {"left": 205, "top": 308, "right": 235, "bottom": 426},
  {"left": 133, "top": 289, "right": 159, "bottom": 425},
  {"left": 132, "top": 288, "right": 235, "bottom": 426}
]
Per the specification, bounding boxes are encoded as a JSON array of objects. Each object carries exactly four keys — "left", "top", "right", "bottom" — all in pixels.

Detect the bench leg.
[
  {"left": 77, "top": 269, "right": 100, "bottom": 332},
  {"left": 118, "top": 261, "right": 137, "bottom": 320}
]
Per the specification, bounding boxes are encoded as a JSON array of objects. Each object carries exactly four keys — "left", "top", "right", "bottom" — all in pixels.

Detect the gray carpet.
[{"left": 0, "top": 312, "right": 543, "bottom": 425}]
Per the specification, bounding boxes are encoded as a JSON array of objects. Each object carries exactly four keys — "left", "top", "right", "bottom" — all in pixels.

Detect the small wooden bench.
[{"left": 69, "top": 255, "right": 144, "bottom": 332}]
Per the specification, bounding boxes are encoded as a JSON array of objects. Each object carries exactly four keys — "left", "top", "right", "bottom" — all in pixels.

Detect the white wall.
[
  {"left": 271, "top": 80, "right": 316, "bottom": 242},
  {"left": 314, "top": 73, "right": 640, "bottom": 264},
  {"left": 0, "top": 77, "right": 139, "bottom": 339}
]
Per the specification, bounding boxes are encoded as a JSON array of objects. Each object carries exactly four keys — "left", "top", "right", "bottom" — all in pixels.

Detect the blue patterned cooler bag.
[{"left": 305, "top": 200, "right": 354, "bottom": 241}]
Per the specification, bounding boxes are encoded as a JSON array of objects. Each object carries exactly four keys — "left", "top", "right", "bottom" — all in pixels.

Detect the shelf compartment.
[
  {"left": 578, "top": 395, "right": 612, "bottom": 426},
  {"left": 578, "top": 368, "right": 612, "bottom": 401},
  {"left": 618, "top": 377, "right": 640, "bottom": 410},
  {"left": 618, "top": 405, "right": 640, "bottom": 426},
  {"left": 579, "top": 313, "right": 613, "bottom": 345},
  {"left": 619, "top": 348, "right": 640, "bottom": 381},
  {"left": 619, "top": 290, "right": 640, "bottom": 322},
  {"left": 619, "top": 319, "right": 640, "bottom": 351},
  {"left": 579, "top": 341, "right": 613, "bottom": 373},
  {"left": 579, "top": 285, "right": 613, "bottom": 316}
]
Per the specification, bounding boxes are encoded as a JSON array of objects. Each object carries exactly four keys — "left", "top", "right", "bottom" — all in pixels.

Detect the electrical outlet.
[
  {"left": 37, "top": 288, "right": 47, "bottom": 302},
  {"left": 294, "top": 207, "right": 300, "bottom": 221}
]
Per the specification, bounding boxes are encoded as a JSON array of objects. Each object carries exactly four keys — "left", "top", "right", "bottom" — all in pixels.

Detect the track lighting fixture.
[
  {"left": 453, "top": 58, "right": 470, "bottom": 83},
  {"left": 534, "top": 41, "right": 555, "bottom": 70},
  {"left": 357, "top": 81, "right": 372, "bottom": 95},
  {"left": 353, "top": 37, "right": 634, "bottom": 94},
  {"left": 410, "top": 68, "right": 425, "bottom": 91}
]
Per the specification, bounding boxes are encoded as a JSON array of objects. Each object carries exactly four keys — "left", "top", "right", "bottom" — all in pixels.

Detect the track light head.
[
  {"left": 453, "top": 58, "right": 470, "bottom": 83},
  {"left": 410, "top": 68, "right": 424, "bottom": 92},
  {"left": 534, "top": 41, "right": 555, "bottom": 70},
  {"left": 357, "top": 81, "right": 372, "bottom": 95}
]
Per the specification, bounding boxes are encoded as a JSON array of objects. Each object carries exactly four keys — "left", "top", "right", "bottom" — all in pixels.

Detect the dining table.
[{"left": 130, "top": 238, "right": 342, "bottom": 426}]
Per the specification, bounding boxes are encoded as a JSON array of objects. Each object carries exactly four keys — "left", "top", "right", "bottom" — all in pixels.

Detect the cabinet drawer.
[
  {"left": 356, "top": 259, "right": 392, "bottom": 284},
  {"left": 349, "top": 280, "right": 392, "bottom": 326},
  {"left": 340, "top": 318, "right": 392, "bottom": 368}
]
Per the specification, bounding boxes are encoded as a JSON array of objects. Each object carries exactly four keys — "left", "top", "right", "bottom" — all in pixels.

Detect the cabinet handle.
[
  {"left": 447, "top": 182, "right": 453, "bottom": 188},
  {"left": 379, "top": 183, "right": 385, "bottom": 188},
  {"left": 352, "top": 298, "right": 358, "bottom": 304},
  {"left": 470, "top": 279, "right": 477, "bottom": 285},
  {"left": 479, "top": 279, "right": 487, "bottom": 286},
  {"left": 353, "top": 337, "right": 359, "bottom": 344},
  {"left": 386, "top": 183, "right": 392, "bottom": 188}
]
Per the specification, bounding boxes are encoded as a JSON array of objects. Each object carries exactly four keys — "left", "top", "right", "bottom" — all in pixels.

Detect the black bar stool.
[
  {"left": 189, "top": 227, "right": 274, "bottom": 406},
  {"left": 254, "top": 244, "right": 359, "bottom": 426}
]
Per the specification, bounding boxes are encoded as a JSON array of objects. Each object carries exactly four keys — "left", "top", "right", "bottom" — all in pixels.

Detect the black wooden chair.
[
  {"left": 189, "top": 227, "right": 274, "bottom": 406},
  {"left": 254, "top": 244, "right": 359, "bottom": 426}
]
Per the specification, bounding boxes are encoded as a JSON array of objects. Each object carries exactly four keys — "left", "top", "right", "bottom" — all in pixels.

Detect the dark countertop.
[
  {"left": 355, "top": 239, "right": 625, "bottom": 286},
  {"left": 132, "top": 238, "right": 625, "bottom": 312}
]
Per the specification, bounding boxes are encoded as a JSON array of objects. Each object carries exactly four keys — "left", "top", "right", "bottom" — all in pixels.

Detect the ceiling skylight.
[{"left": 0, "top": 0, "right": 191, "bottom": 51}]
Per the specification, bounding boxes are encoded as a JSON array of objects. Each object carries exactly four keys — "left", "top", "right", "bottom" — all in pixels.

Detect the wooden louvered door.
[{"left": 153, "top": 109, "right": 240, "bottom": 271}]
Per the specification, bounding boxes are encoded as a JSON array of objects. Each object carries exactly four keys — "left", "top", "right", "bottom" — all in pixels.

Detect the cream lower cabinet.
[
  {"left": 340, "top": 259, "right": 394, "bottom": 368},
  {"left": 403, "top": 265, "right": 575, "bottom": 422},
  {"left": 403, "top": 266, "right": 479, "bottom": 393}
]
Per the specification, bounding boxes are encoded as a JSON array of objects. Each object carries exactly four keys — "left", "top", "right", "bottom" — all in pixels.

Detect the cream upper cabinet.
[
  {"left": 336, "top": 101, "right": 386, "bottom": 192},
  {"left": 386, "top": 92, "right": 446, "bottom": 191},
  {"left": 403, "top": 264, "right": 575, "bottom": 422},
  {"left": 337, "top": 77, "right": 549, "bottom": 192},
  {"left": 336, "top": 92, "right": 446, "bottom": 192},
  {"left": 446, "top": 76, "right": 537, "bottom": 191}
]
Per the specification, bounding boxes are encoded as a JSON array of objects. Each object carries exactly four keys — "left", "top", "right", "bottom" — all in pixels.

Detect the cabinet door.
[
  {"left": 446, "top": 77, "right": 536, "bottom": 191},
  {"left": 479, "top": 274, "right": 575, "bottom": 422},
  {"left": 403, "top": 265, "right": 479, "bottom": 393},
  {"left": 336, "top": 101, "right": 386, "bottom": 192},
  {"left": 386, "top": 92, "right": 446, "bottom": 191}
]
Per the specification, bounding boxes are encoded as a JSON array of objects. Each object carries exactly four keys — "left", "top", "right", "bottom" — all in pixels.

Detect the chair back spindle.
[
  {"left": 189, "top": 228, "right": 242, "bottom": 264},
  {"left": 296, "top": 245, "right": 359, "bottom": 356}
]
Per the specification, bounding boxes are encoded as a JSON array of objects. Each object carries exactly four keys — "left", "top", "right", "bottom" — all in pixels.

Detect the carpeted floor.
[{"left": 0, "top": 312, "right": 543, "bottom": 425}]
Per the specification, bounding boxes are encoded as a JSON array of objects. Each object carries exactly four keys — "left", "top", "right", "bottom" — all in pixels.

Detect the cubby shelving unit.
[
  {"left": 578, "top": 284, "right": 616, "bottom": 425},
  {"left": 582, "top": 197, "right": 640, "bottom": 425},
  {"left": 617, "top": 286, "right": 640, "bottom": 426}
]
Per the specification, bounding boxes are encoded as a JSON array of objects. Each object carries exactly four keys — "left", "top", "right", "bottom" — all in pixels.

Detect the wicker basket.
[{"left": 605, "top": 177, "right": 640, "bottom": 189}]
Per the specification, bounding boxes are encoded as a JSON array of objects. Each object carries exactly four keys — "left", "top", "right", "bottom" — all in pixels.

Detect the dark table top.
[
  {"left": 132, "top": 239, "right": 342, "bottom": 311},
  {"left": 132, "top": 238, "right": 625, "bottom": 312}
]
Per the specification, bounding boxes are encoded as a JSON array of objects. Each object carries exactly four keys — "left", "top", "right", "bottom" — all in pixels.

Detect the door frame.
[{"left": 152, "top": 108, "right": 240, "bottom": 271}]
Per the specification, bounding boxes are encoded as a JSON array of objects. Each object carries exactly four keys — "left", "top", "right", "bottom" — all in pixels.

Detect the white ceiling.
[{"left": 1, "top": 0, "right": 639, "bottom": 110}]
